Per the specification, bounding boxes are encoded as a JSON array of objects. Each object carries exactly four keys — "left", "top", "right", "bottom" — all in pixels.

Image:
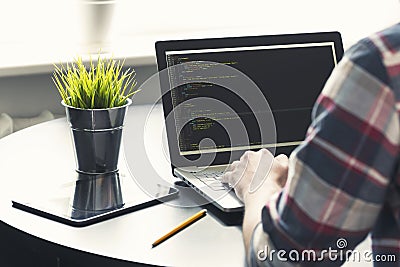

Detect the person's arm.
[
  {"left": 242, "top": 181, "right": 279, "bottom": 253},
  {"left": 242, "top": 153, "right": 288, "bottom": 252},
  {"left": 224, "top": 36, "right": 400, "bottom": 266}
]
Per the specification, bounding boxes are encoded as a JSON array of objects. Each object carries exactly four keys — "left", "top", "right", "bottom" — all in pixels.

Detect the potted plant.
[{"left": 53, "top": 56, "right": 138, "bottom": 218}]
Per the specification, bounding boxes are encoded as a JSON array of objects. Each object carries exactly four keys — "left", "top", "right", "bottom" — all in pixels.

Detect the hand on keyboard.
[
  {"left": 221, "top": 149, "right": 288, "bottom": 201},
  {"left": 193, "top": 171, "right": 231, "bottom": 191}
]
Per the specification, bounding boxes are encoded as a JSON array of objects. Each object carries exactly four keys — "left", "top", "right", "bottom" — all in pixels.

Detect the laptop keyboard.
[{"left": 193, "top": 171, "right": 231, "bottom": 191}]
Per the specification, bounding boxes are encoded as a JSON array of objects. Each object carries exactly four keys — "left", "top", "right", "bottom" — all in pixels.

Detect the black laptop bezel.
[{"left": 155, "top": 31, "right": 344, "bottom": 172}]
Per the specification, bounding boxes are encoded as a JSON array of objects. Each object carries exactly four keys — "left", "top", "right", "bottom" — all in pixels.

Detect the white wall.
[
  {"left": 0, "top": 0, "right": 399, "bottom": 63},
  {"left": 0, "top": 0, "right": 400, "bottom": 118},
  {"left": 0, "top": 65, "right": 158, "bottom": 117},
  {"left": 114, "top": 0, "right": 400, "bottom": 49}
]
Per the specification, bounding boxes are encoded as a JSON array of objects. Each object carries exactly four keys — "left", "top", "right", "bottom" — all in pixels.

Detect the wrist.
[{"left": 241, "top": 184, "right": 281, "bottom": 253}]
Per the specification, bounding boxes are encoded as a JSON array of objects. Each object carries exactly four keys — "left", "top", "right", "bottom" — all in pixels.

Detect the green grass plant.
[{"left": 53, "top": 56, "right": 138, "bottom": 109}]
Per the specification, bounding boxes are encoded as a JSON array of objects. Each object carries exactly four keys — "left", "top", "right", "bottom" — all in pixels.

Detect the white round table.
[{"left": 0, "top": 104, "right": 245, "bottom": 266}]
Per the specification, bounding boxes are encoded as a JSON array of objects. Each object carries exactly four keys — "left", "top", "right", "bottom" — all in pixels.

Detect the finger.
[
  {"left": 221, "top": 171, "right": 232, "bottom": 183},
  {"left": 275, "top": 154, "right": 289, "bottom": 166},
  {"left": 273, "top": 154, "right": 289, "bottom": 186},
  {"left": 239, "top": 151, "right": 248, "bottom": 162},
  {"left": 260, "top": 148, "right": 275, "bottom": 164},
  {"left": 240, "top": 150, "right": 254, "bottom": 162},
  {"left": 228, "top": 160, "right": 239, "bottom": 171},
  {"left": 260, "top": 148, "right": 273, "bottom": 156}
]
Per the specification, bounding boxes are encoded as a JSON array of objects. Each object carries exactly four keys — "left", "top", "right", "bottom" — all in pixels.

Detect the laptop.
[{"left": 155, "top": 32, "right": 344, "bottom": 212}]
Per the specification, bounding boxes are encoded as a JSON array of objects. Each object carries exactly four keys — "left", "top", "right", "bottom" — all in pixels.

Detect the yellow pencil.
[{"left": 152, "top": 209, "right": 207, "bottom": 248}]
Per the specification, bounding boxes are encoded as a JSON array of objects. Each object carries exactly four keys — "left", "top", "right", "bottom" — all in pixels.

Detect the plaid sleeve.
[{"left": 250, "top": 38, "right": 400, "bottom": 266}]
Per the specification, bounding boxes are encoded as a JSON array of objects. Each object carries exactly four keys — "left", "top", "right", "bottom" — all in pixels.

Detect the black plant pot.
[{"left": 63, "top": 99, "right": 131, "bottom": 217}]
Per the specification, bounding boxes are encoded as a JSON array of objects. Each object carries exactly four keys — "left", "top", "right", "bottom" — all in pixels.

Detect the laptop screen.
[{"left": 156, "top": 32, "right": 344, "bottom": 167}]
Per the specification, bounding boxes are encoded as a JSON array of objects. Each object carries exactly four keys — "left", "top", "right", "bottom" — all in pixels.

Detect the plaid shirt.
[{"left": 250, "top": 24, "right": 400, "bottom": 266}]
